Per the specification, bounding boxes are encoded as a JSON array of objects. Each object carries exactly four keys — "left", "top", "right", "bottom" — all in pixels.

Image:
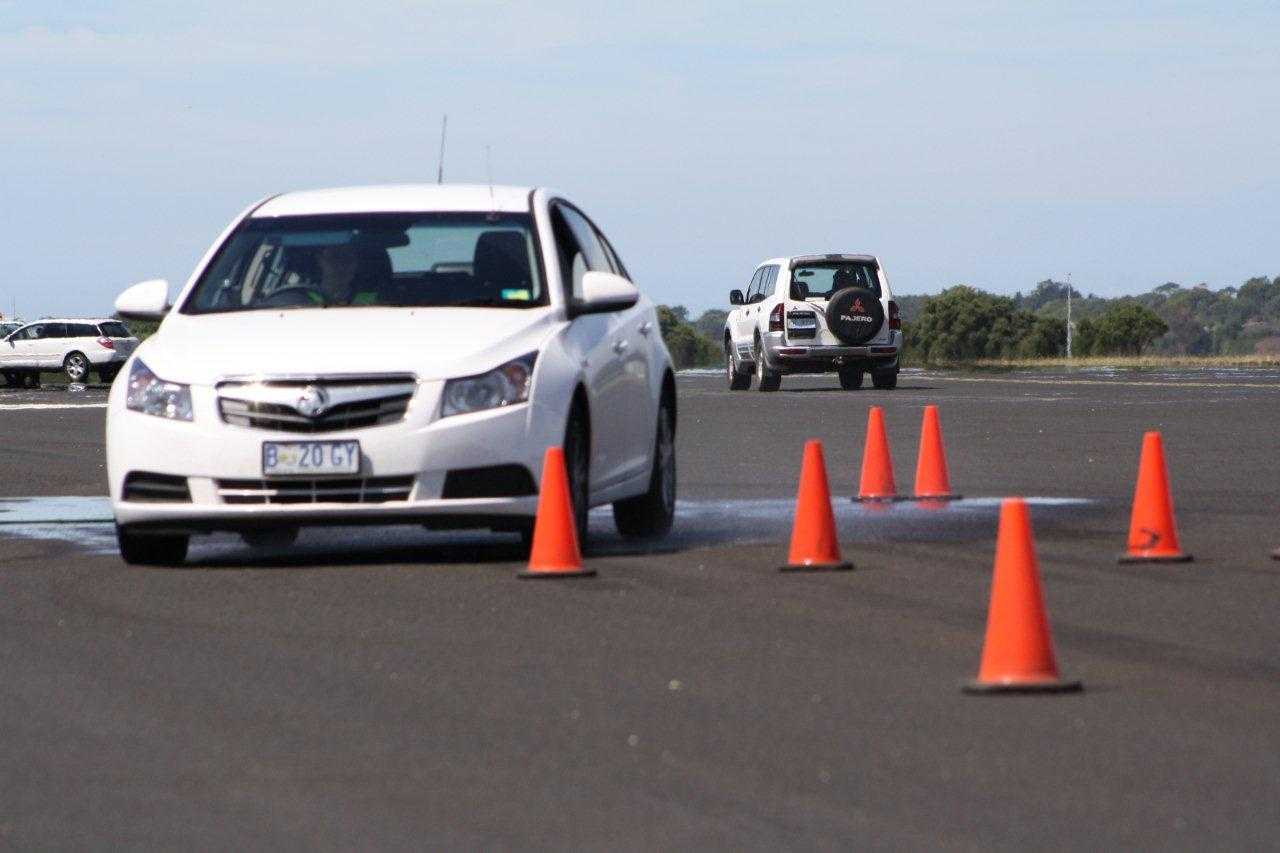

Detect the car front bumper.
[{"left": 107, "top": 379, "right": 562, "bottom": 533}]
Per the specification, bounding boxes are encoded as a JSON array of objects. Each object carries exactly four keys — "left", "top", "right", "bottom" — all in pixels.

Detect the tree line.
[{"left": 655, "top": 275, "right": 1280, "bottom": 368}]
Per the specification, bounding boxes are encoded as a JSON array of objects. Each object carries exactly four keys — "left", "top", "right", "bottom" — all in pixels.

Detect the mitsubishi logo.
[
  {"left": 851, "top": 298, "right": 865, "bottom": 313},
  {"left": 295, "top": 385, "right": 329, "bottom": 418}
]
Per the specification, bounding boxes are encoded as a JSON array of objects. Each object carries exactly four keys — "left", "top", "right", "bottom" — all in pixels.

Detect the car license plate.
[{"left": 262, "top": 441, "right": 361, "bottom": 476}]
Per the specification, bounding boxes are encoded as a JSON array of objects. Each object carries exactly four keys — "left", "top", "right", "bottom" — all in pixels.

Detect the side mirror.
[
  {"left": 571, "top": 271, "right": 639, "bottom": 317},
  {"left": 115, "top": 279, "right": 172, "bottom": 320},
  {"left": 729, "top": 289, "right": 744, "bottom": 306}
]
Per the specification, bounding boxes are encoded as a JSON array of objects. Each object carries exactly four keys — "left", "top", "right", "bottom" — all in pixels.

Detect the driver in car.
[{"left": 308, "top": 243, "right": 382, "bottom": 306}]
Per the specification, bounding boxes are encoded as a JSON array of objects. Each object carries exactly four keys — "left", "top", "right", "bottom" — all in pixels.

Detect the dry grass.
[{"left": 960, "top": 354, "right": 1280, "bottom": 370}]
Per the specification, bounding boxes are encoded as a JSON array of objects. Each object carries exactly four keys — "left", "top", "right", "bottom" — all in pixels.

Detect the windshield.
[
  {"left": 182, "top": 213, "right": 546, "bottom": 314},
  {"left": 790, "top": 262, "right": 881, "bottom": 301},
  {"left": 0, "top": 322, "right": 18, "bottom": 338}
]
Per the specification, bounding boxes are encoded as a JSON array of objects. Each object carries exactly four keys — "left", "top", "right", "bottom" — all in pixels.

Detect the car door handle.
[
  {"left": 613, "top": 339, "right": 629, "bottom": 354},
  {"left": 639, "top": 321, "right": 653, "bottom": 336}
]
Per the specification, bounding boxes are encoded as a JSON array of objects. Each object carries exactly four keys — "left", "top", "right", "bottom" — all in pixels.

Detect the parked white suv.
[
  {"left": 1, "top": 319, "right": 138, "bottom": 387},
  {"left": 106, "top": 184, "right": 677, "bottom": 565},
  {"left": 723, "top": 254, "right": 902, "bottom": 391}
]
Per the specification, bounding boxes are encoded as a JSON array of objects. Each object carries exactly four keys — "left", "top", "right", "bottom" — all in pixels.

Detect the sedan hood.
[{"left": 139, "top": 307, "right": 562, "bottom": 384}]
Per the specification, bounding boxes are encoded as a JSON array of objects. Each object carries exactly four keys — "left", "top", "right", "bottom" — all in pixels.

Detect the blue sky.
[{"left": 2, "top": 1, "right": 1278, "bottom": 318}]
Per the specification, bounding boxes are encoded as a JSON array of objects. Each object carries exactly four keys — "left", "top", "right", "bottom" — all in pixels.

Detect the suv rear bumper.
[{"left": 759, "top": 332, "right": 902, "bottom": 374}]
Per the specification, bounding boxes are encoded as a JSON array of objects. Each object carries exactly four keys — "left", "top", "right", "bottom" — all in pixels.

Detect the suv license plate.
[{"left": 262, "top": 441, "right": 361, "bottom": 477}]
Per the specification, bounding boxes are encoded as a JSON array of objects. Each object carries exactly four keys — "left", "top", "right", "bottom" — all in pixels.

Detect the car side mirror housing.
[
  {"left": 729, "top": 289, "right": 744, "bottom": 305},
  {"left": 571, "top": 271, "right": 640, "bottom": 317},
  {"left": 115, "top": 279, "right": 172, "bottom": 320}
]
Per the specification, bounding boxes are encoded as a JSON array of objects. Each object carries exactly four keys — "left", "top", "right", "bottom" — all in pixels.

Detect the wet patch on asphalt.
[{"left": 0, "top": 494, "right": 1100, "bottom": 565}]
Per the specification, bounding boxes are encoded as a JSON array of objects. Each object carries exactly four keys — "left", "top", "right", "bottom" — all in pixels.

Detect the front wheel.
[
  {"left": 838, "top": 366, "right": 864, "bottom": 390},
  {"left": 613, "top": 400, "right": 676, "bottom": 538},
  {"left": 117, "top": 525, "right": 189, "bottom": 566},
  {"left": 871, "top": 368, "right": 898, "bottom": 390},
  {"left": 726, "top": 342, "right": 751, "bottom": 391},
  {"left": 563, "top": 404, "right": 591, "bottom": 549},
  {"left": 64, "top": 352, "right": 90, "bottom": 383}
]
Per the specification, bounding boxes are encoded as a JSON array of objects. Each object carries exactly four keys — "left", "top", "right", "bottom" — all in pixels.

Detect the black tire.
[
  {"left": 64, "top": 352, "right": 90, "bottom": 383},
  {"left": 871, "top": 368, "right": 898, "bottom": 390},
  {"left": 563, "top": 403, "right": 591, "bottom": 549},
  {"left": 726, "top": 340, "right": 751, "bottom": 391},
  {"left": 23, "top": 371, "right": 40, "bottom": 389},
  {"left": 117, "top": 525, "right": 189, "bottom": 566},
  {"left": 825, "top": 287, "right": 885, "bottom": 345},
  {"left": 613, "top": 399, "right": 676, "bottom": 539},
  {"left": 839, "top": 366, "right": 864, "bottom": 390},
  {"left": 754, "top": 337, "right": 781, "bottom": 392},
  {"left": 2, "top": 371, "right": 18, "bottom": 388}
]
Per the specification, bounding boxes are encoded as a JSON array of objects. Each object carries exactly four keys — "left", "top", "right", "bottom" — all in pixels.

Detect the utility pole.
[
  {"left": 1066, "top": 272, "right": 1073, "bottom": 359},
  {"left": 436, "top": 115, "right": 448, "bottom": 184}
]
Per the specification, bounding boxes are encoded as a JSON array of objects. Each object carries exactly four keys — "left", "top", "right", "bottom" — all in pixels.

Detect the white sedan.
[{"left": 107, "top": 184, "right": 677, "bottom": 565}]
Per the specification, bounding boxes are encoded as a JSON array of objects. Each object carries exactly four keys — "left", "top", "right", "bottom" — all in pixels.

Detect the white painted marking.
[{"left": 0, "top": 403, "right": 108, "bottom": 410}]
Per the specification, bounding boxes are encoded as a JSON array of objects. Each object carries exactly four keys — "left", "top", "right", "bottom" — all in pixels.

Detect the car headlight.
[
  {"left": 441, "top": 352, "right": 537, "bottom": 418},
  {"left": 125, "top": 358, "right": 193, "bottom": 421}
]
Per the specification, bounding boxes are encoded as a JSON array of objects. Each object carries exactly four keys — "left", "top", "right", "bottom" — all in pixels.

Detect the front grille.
[
  {"left": 442, "top": 465, "right": 537, "bottom": 499},
  {"left": 217, "top": 476, "right": 414, "bottom": 505},
  {"left": 217, "top": 375, "right": 416, "bottom": 434},
  {"left": 123, "top": 472, "right": 191, "bottom": 503}
]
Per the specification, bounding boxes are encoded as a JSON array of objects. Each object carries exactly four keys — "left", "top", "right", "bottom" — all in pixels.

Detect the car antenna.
[
  {"left": 485, "top": 145, "right": 498, "bottom": 219},
  {"left": 436, "top": 114, "right": 448, "bottom": 184}
]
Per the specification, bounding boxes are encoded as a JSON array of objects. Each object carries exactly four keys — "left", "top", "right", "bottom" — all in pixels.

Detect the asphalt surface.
[{"left": 3, "top": 369, "right": 1280, "bottom": 848}]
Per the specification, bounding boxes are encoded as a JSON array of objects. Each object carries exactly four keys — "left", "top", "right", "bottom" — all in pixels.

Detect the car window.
[
  {"left": 98, "top": 321, "right": 131, "bottom": 338},
  {"left": 68, "top": 323, "right": 98, "bottom": 337},
  {"left": 791, "top": 262, "right": 881, "bottom": 300},
  {"left": 181, "top": 212, "right": 547, "bottom": 314},
  {"left": 550, "top": 204, "right": 611, "bottom": 301},
  {"left": 597, "top": 231, "right": 629, "bottom": 280},
  {"left": 744, "top": 269, "right": 764, "bottom": 303},
  {"left": 14, "top": 324, "right": 43, "bottom": 340},
  {"left": 762, "top": 266, "right": 779, "bottom": 298},
  {"left": 45, "top": 323, "right": 68, "bottom": 338}
]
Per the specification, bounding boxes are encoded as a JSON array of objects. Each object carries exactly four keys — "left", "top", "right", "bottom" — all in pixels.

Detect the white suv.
[
  {"left": 106, "top": 184, "right": 676, "bottom": 565},
  {"left": 1, "top": 319, "right": 138, "bottom": 387},
  {"left": 723, "top": 254, "right": 902, "bottom": 391}
]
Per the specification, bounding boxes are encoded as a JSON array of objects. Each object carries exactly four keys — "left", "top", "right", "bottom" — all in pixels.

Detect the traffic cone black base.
[
  {"left": 851, "top": 495, "right": 908, "bottom": 504},
  {"left": 517, "top": 567, "right": 596, "bottom": 579},
  {"left": 963, "top": 678, "right": 1083, "bottom": 695},
  {"left": 1117, "top": 552, "right": 1193, "bottom": 564},
  {"left": 779, "top": 560, "right": 853, "bottom": 573}
]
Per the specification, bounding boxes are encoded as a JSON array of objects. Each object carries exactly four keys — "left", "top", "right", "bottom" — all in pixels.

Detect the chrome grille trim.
[
  {"left": 216, "top": 476, "right": 414, "bottom": 505},
  {"left": 217, "top": 374, "right": 416, "bottom": 433}
]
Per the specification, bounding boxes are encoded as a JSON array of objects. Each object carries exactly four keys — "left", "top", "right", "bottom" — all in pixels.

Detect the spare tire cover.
[{"left": 825, "top": 287, "right": 884, "bottom": 345}]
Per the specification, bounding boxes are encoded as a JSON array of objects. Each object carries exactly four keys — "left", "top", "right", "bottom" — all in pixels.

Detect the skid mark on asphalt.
[
  {"left": 0, "top": 495, "right": 1099, "bottom": 564},
  {"left": 925, "top": 374, "right": 1280, "bottom": 390}
]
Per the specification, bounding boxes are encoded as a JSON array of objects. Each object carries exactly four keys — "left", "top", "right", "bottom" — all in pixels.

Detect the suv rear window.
[
  {"left": 98, "top": 321, "right": 130, "bottom": 337},
  {"left": 791, "top": 262, "right": 881, "bottom": 300}
]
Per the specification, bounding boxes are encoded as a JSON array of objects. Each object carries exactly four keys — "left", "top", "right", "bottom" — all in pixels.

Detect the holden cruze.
[{"left": 107, "top": 184, "right": 676, "bottom": 565}]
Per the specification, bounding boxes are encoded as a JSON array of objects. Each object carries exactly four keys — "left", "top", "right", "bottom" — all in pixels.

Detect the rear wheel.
[
  {"left": 64, "top": 352, "right": 89, "bottom": 383},
  {"left": 754, "top": 338, "right": 781, "bottom": 392},
  {"left": 838, "top": 366, "right": 864, "bottom": 390},
  {"left": 613, "top": 399, "right": 676, "bottom": 538},
  {"left": 563, "top": 404, "right": 591, "bottom": 549},
  {"left": 726, "top": 341, "right": 751, "bottom": 391},
  {"left": 871, "top": 368, "right": 898, "bottom": 390},
  {"left": 116, "top": 525, "right": 189, "bottom": 566},
  {"left": 22, "top": 371, "right": 40, "bottom": 389}
]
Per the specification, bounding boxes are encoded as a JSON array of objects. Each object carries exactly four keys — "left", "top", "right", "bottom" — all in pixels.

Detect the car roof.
[
  {"left": 252, "top": 184, "right": 535, "bottom": 218},
  {"left": 23, "top": 318, "right": 120, "bottom": 324}
]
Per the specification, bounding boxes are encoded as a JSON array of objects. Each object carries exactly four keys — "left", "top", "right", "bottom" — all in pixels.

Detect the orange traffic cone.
[
  {"left": 854, "top": 406, "right": 900, "bottom": 502},
  {"left": 912, "top": 405, "right": 960, "bottom": 501},
  {"left": 781, "top": 440, "right": 853, "bottom": 572},
  {"left": 518, "top": 447, "right": 595, "bottom": 579},
  {"left": 1118, "top": 432, "right": 1192, "bottom": 563},
  {"left": 964, "top": 498, "right": 1081, "bottom": 694}
]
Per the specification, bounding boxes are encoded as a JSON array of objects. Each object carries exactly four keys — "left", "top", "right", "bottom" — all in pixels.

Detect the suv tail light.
[
  {"left": 768, "top": 303, "right": 785, "bottom": 332},
  {"left": 97, "top": 337, "right": 115, "bottom": 349},
  {"left": 887, "top": 300, "right": 901, "bottom": 331}
]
